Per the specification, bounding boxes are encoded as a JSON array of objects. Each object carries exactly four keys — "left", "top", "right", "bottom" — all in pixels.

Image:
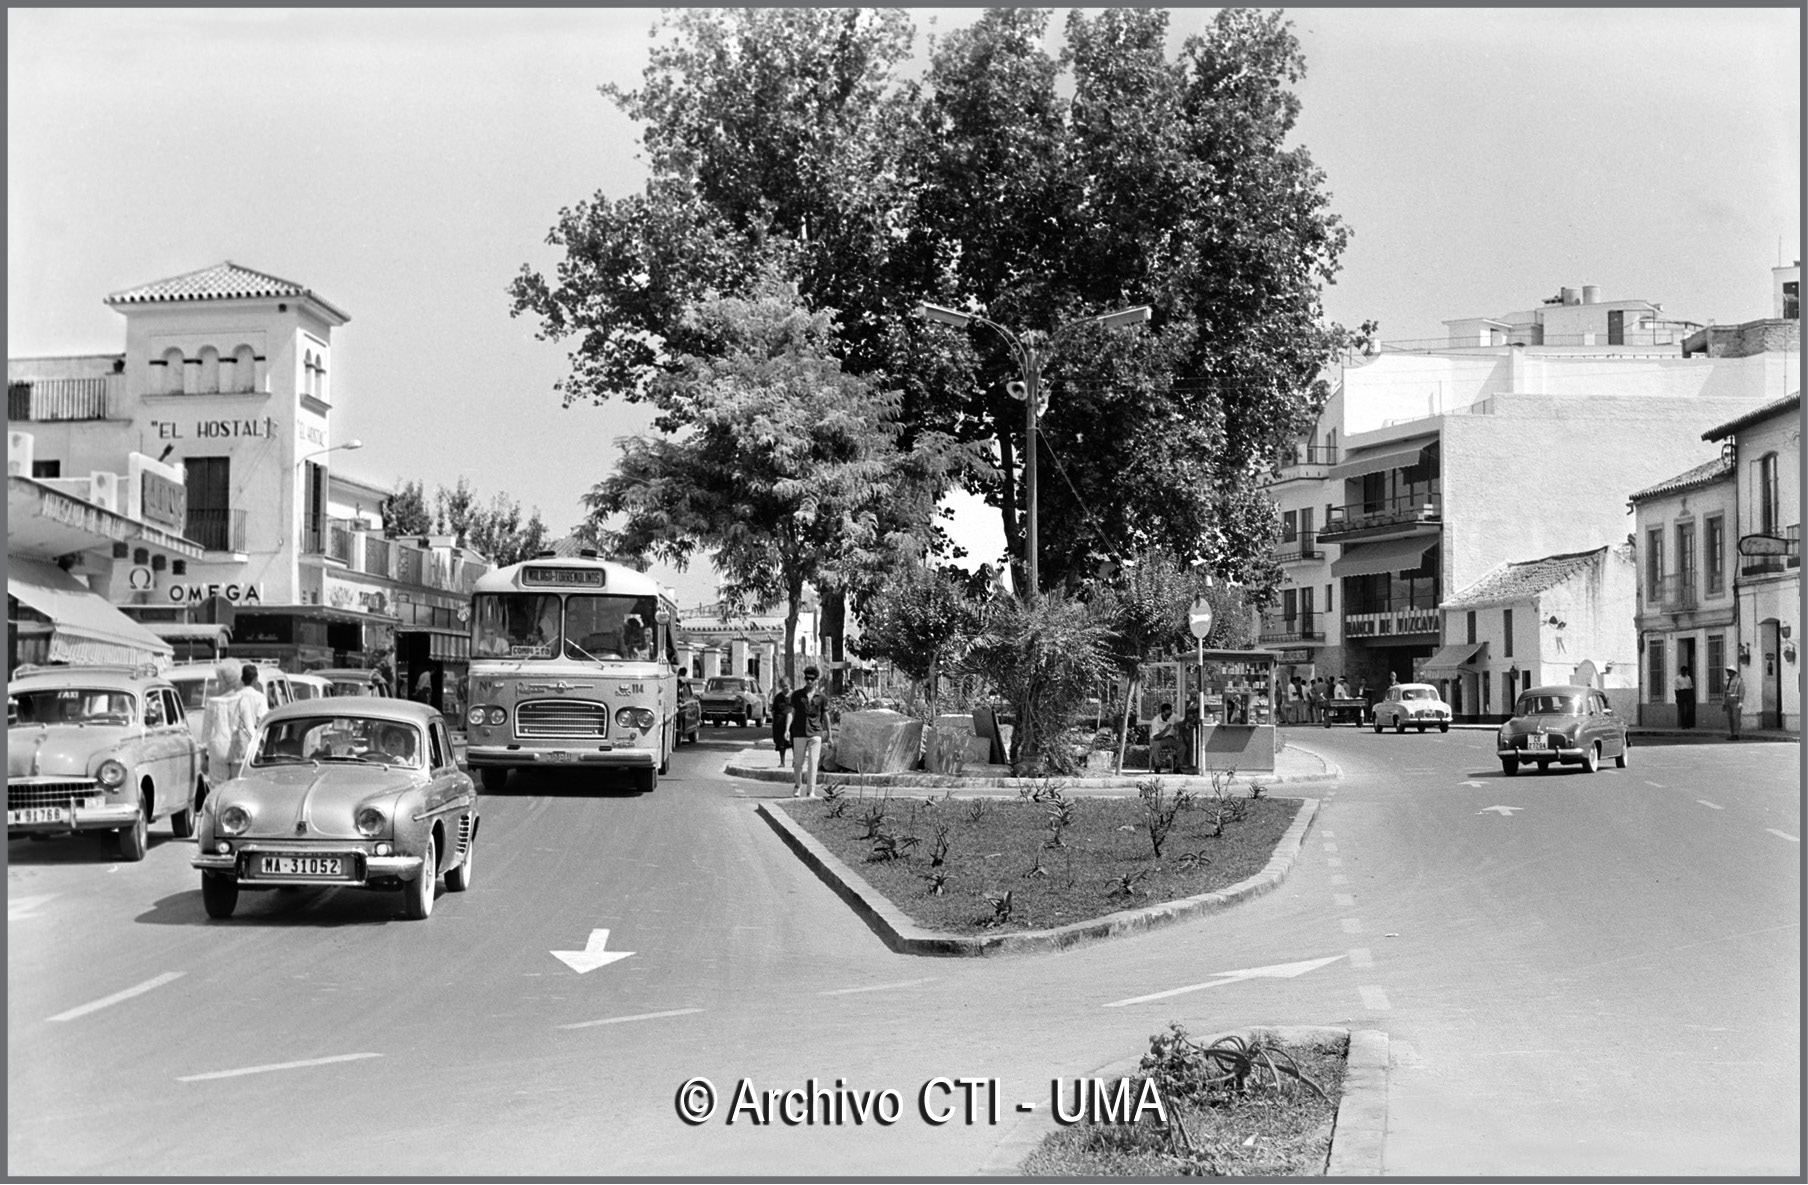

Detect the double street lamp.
[{"left": 918, "top": 302, "right": 1152, "bottom": 594}]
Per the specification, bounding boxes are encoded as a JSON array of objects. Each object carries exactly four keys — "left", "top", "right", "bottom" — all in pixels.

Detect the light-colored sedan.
[
  {"left": 8, "top": 663, "right": 207, "bottom": 860},
  {"left": 1497, "top": 684, "right": 1630, "bottom": 776},
  {"left": 1370, "top": 682, "right": 1453, "bottom": 733},
  {"left": 193, "top": 698, "right": 477, "bottom": 920}
]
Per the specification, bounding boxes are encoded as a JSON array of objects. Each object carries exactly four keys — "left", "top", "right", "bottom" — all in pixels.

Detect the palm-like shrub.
[{"left": 960, "top": 593, "right": 1114, "bottom": 776}]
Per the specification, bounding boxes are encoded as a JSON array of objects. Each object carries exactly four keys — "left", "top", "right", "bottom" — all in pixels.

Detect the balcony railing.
[
  {"left": 1273, "top": 532, "right": 1323, "bottom": 563},
  {"left": 1277, "top": 443, "right": 1340, "bottom": 471},
  {"left": 1259, "top": 616, "right": 1324, "bottom": 645},
  {"left": 8, "top": 378, "right": 110, "bottom": 422},
  {"left": 186, "top": 508, "right": 248, "bottom": 553},
  {"left": 363, "top": 535, "right": 392, "bottom": 579},
  {"left": 1740, "top": 524, "right": 1801, "bottom": 577},
  {"left": 1320, "top": 493, "right": 1442, "bottom": 540},
  {"left": 1653, "top": 572, "right": 1698, "bottom": 611},
  {"left": 1343, "top": 607, "right": 1440, "bottom": 638}
]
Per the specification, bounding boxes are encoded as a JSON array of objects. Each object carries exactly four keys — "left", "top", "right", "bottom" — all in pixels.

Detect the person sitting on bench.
[{"left": 1149, "top": 702, "right": 1185, "bottom": 773}]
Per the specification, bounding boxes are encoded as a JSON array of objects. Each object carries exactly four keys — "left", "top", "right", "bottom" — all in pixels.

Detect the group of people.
[
  {"left": 1280, "top": 673, "right": 1360, "bottom": 725},
  {"left": 1673, "top": 664, "right": 1748, "bottom": 738},
  {"left": 768, "top": 667, "right": 831, "bottom": 797}
]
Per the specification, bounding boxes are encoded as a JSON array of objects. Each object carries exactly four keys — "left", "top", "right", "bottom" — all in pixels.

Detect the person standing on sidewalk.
[
  {"left": 1723, "top": 666, "right": 1745, "bottom": 738},
  {"left": 790, "top": 666, "right": 829, "bottom": 797},
  {"left": 769, "top": 677, "right": 792, "bottom": 767},
  {"left": 1675, "top": 665, "right": 1695, "bottom": 728}
]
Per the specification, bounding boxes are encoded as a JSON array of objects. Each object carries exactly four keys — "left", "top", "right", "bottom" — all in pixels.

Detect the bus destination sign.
[{"left": 522, "top": 566, "right": 605, "bottom": 588}]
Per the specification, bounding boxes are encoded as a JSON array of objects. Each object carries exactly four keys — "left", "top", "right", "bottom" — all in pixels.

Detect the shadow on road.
[{"left": 6, "top": 830, "right": 188, "bottom": 865}]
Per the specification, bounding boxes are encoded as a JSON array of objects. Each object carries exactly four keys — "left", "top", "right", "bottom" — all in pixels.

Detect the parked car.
[
  {"left": 1370, "top": 683, "right": 1452, "bottom": 733},
  {"left": 674, "top": 678, "right": 702, "bottom": 745},
  {"left": 192, "top": 697, "right": 477, "bottom": 920},
  {"left": 7, "top": 663, "right": 207, "bottom": 860},
  {"left": 313, "top": 667, "right": 392, "bottom": 698},
  {"left": 1497, "top": 684, "right": 1629, "bottom": 776},
  {"left": 698, "top": 675, "right": 766, "bottom": 727},
  {"left": 288, "top": 672, "right": 333, "bottom": 701}
]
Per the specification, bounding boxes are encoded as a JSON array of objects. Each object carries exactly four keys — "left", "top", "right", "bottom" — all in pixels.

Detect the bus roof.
[{"left": 471, "top": 555, "right": 671, "bottom": 599}]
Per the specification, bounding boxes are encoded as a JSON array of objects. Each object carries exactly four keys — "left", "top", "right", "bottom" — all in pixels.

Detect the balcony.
[
  {"left": 1275, "top": 443, "right": 1339, "bottom": 479},
  {"left": 363, "top": 534, "right": 393, "bottom": 579},
  {"left": 1652, "top": 572, "right": 1698, "bottom": 612},
  {"left": 9, "top": 378, "right": 111, "bottom": 422},
  {"left": 1740, "top": 524, "right": 1801, "bottom": 577},
  {"left": 186, "top": 508, "right": 247, "bottom": 553},
  {"left": 1273, "top": 532, "right": 1323, "bottom": 564},
  {"left": 1319, "top": 493, "right": 1442, "bottom": 542},
  {"left": 1343, "top": 607, "right": 1440, "bottom": 639},
  {"left": 1259, "top": 615, "right": 1325, "bottom": 646}
]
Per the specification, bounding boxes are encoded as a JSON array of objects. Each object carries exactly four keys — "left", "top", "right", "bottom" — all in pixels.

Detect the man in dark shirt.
[{"left": 789, "top": 666, "right": 829, "bottom": 798}]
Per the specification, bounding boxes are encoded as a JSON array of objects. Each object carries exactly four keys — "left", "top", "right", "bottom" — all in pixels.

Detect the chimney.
[{"left": 1582, "top": 285, "right": 1600, "bottom": 305}]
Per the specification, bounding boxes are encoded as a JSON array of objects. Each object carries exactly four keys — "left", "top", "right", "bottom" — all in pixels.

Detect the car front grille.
[
  {"left": 9, "top": 779, "right": 100, "bottom": 809},
  {"left": 516, "top": 699, "right": 608, "bottom": 739}
]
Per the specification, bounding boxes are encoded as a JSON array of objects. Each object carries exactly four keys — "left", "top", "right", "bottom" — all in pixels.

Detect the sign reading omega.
[{"left": 166, "top": 581, "right": 264, "bottom": 605}]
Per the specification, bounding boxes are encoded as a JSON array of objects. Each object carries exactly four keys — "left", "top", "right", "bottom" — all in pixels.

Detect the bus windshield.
[{"left": 473, "top": 593, "right": 660, "bottom": 662}]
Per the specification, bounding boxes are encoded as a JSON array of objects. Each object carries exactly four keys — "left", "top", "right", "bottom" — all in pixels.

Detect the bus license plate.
[
  {"left": 540, "top": 751, "right": 576, "bottom": 763},
  {"left": 259, "top": 855, "right": 345, "bottom": 877},
  {"left": 8, "top": 807, "right": 69, "bottom": 826}
]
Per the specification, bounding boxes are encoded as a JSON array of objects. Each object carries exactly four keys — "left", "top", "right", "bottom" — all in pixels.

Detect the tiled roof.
[
  {"left": 1627, "top": 454, "right": 1735, "bottom": 503},
  {"left": 1701, "top": 390, "right": 1801, "bottom": 441},
  {"left": 105, "top": 261, "right": 348, "bottom": 321},
  {"left": 1441, "top": 546, "right": 1609, "bottom": 610}
]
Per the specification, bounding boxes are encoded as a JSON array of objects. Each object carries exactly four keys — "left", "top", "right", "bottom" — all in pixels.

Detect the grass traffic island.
[
  {"left": 1015, "top": 1026, "right": 1350, "bottom": 1177},
  {"left": 773, "top": 773, "right": 1303, "bottom": 940}
]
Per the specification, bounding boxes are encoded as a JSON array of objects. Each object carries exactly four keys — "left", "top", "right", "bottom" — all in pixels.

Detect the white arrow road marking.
[
  {"left": 1478, "top": 805, "right": 1523, "bottom": 816},
  {"left": 820, "top": 977, "right": 939, "bottom": 996},
  {"left": 551, "top": 928, "right": 634, "bottom": 974},
  {"left": 9, "top": 893, "right": 56, "bottom": 921},
  {"left": 1104, "top": 955, "right": 1345, "bottom": 1007},
  {"left": 1698, "top": 800, "right": 1725, "bottom": 810},
  {"left": 558, "top": 1007, "right": 703, "bottom": 1031},
  {"left": 1460, "top": 780, "right": 1485, "bottom": 788},
  {"left": 178, "top": 1052, "right": 380, "bottom": 1082},
  {"left": 49, "top": 972, "right": 183, "bottom": 1022},
  {"left": 1766, "top": 829, "right": 1799, "bottom": 843}
]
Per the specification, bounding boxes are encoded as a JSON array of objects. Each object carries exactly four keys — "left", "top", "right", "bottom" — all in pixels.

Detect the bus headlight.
[
  {"left": 467, "top": 706, "right": 487, "bottom": 727},
  {"left": 615, "top": 707, "right": 656, "bottom": 731}
]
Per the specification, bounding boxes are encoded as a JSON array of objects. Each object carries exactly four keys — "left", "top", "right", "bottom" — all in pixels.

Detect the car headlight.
[
  {"left": 218, "top": 805, "right": 251, "bottom": 835},
  {"left": 615, "top": 706, "right": 656, "bottom": 731},
  {"left": 96, "top": 759, "right": 128, "bottom": 788},
  {"left": 355, "top": 806, "right": 387, "bottom": 838}
]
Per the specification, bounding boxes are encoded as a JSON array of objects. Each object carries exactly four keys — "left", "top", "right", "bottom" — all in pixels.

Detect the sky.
[{"left": 8, "top": 7, "right": 1801, "bottom": 610}]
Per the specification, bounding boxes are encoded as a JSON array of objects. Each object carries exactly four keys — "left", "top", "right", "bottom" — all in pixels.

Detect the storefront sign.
[
  {"left": 166, "top": 582, "right": 263, "bottom": 605},
  {"left": 150, "top": 416, "right": 280, "bottom": 441},
  {"left": 140, "top": 469, "right": 187, "bottom": 530}
]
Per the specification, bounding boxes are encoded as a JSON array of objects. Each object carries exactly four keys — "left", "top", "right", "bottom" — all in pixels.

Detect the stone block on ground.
[
  {"left": 833, "top": 709, "right": 925, "bottom": 775},
  {"left": 925, "top": 726, "right": 970, "bottom": 775}
]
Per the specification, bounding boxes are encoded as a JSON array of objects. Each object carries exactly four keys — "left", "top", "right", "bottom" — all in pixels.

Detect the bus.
[{"left": 463, "top": 552, "right": 681, "bottom": 793}]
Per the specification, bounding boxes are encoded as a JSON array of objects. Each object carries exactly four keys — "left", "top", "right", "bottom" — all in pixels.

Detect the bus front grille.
[{"left": 516, "top": 699, "right": 609, "bottom": 739}]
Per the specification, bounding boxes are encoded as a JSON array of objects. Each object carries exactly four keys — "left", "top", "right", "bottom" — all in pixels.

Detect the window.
[
  {"left": 1676, "top": 520, "right": 1696, "bottom": 600},
  {"left": 184, "top": 456, "right": 233, "bottom": 551},
  {"left": 1300, "top": 586, "right": 1314, "bottom": 633},
  {"left": 1282, "top": 588, "right": 1297, "bottom": 627},
  {"left": 1501, "top": 671, "right": 1512, "bottom": 708},
  {"left": 1757, "top": 452, "right": 1780, "bottom": 536},
  {"left": 1646, "top": 528, "right": 1664, "bottom": 602},
  {"left": 1300, "top": 506, "right": 1314, "bottom": 544},
  {"left": 1648, "top": 638, "right": 1667, "bottom": 702},
  {"left": 1466, "top": 611, "right": 1476, "bottom": 645},
  {"left": 1706, "top": 635, "right": 1726, "bottom": 698},
  {"left": 303, "top": 461, "right": 327, "bottom": 553},
  {"left": 1785, "top": 280, "right": 1800, "bottom": 321},
  {"left": 1324, "top": 583, "right": 1332, "bottom": 613},
  {"left": 144, "top": 692, "right": 166, "bottom": 728},
  {"left": 1281, "top": 510, "right": 1298, "bottom": 543},
  {"left": 1482, "top": 671, "right": 1491, "bottom": 715},
  {"left": 1503, "top": 608, "right": 1514, "bottom": 658},
  {"left": 429, "top": 723, "right": 448, "bottom": 770},
  {"left": 1706, "top": 514, "right": 1726, "bottom": 595},
  {"left": 1607, "top": 309, "right": 1625, "bottom": 345},
  {"left": 30, "top": 459, "right": 59, "bottom": 479}
]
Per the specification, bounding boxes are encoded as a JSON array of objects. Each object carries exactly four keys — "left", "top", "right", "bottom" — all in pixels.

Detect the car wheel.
[
  {"left": 634, "top": 766, "right": 658, "bottom": 794},
  {"left": 1372, "top": 718, "right": 1383, "bottom": 734},
  {"left": 445, "top": 827, "right": 474, "bottom": 893},
  {"left": 1440, "top": 722, "right": 1450, "bottom": 733},
  {"left": 170, "top": 777, "right": 202, "bottom": 839},
  {"left": 736, "top": 709, "right": 748, "bottom": 727},
  {"left": 1395, "top": 719, "right": 1407, "bottom": 734},
  {"left": 1582, "top": 742, "right": 1599, "bottom": 773},
  {"left": 201, "top": 873, "right": 238, "bottom": 920},
  {"left": 403, "top": 837, "right": 437, "bottom": 920},
  {"left": 1615, "top": 739, "right": 1629, "bottom": 769},
  {"left": 1501, "top": 758, "right": 1518, "bottom": 776},
  {"left": 117, "top": 794, "right": 149, "bottom": 862},
  {"left": 479, "top": 767, "right": 508, "bottom": 792}
]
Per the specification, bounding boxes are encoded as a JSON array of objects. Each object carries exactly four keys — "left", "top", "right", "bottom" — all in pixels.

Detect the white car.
[
  {"left": 1370, "top": 682, "right": 1452, "bottom": 733},
  {"left": 288, "top": 673, "right": 334, "bottom": 701}
]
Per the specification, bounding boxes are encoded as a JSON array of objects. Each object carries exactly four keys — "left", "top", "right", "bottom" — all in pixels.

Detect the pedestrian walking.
[
  {"left": 790, "top": 666, "right": 829, "bottom": 797},
  {"left": 770, "top": 677, "right": 792, "bottom": 766},
  {"left": 412, "top": 668, "right": 434, "bottom": 705},
  {"left": 228, "top": 663, "right": 268, "bottom": 770},
  {"left": 1723, "top": 666, "right": 1745, "bottom": 738},
  {"left": 1675, "top": 665, "right": 1695, "bottom": 729}
]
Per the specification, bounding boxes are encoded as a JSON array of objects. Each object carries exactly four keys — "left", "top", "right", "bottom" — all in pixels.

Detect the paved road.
[{"left": 8, "top": 723, "right": 1799, "bottom": 1175}]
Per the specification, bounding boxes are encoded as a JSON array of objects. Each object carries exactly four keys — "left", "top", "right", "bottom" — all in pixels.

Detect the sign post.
[{"left": 1188, "top": 598, "right": 1214, "bottom": 774}]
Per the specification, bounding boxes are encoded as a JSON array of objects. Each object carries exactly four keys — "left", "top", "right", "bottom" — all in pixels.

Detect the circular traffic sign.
[{"left": 1188, "top": 597, "right": 1214, "bottom": 639}]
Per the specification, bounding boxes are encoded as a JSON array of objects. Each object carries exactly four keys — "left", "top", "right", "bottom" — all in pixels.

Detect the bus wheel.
[
  {"left": 634, "top": 767, "right": 658, "bottom": 794},
  {"left": 479, "top": 767, "right": 508, "bottom": 792}
]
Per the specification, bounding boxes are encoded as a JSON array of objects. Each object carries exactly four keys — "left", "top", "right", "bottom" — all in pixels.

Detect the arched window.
[
  {"left": 232, "top": 344, "right": 257, "bottom": 392},
  {"left": 197, "top": 346, "right": 220, "bottom": 394},
  {"left": 162, "top": 347, "right": 186, "bottom": 395}
]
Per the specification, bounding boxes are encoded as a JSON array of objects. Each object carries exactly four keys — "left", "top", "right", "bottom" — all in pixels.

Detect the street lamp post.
[
  {"left": 299, "top": 438, "right": 363, "bottom": 466},
  {"left": 919, "top": 302, "right": 1150, "bottom": 594}
]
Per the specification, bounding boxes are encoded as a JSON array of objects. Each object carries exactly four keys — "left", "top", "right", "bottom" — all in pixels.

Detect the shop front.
[
  {"left": 228, "top": 604, "right": 395, "bottom": 672},
  {"left": 7, "top": 557, "right": 175, "bottom": 671}
]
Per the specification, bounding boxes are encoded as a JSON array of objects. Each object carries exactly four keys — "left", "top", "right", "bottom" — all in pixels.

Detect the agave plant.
[{"left": 1142, "top": 1024, "right": 1326, "bottom": 1104}]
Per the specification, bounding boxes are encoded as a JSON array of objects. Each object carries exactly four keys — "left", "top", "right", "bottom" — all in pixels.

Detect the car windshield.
[
  {"left": 472, "top": 593, "right": 660, "bottom": 662},
  {"left": 252, "top": 715, "right": 425, "bottom": 769},
  {"left": 1519, "top": 694, "right": 1581, "bottom": 716},
  {"left": 706, "top": 678, "right": 747, "bottom": 692},
  {"left": 1401, "top": 688, "right": 1435, "bottom": 701},
  {"left": 9, "top": 688, "right": 136, "bottom": 726}
]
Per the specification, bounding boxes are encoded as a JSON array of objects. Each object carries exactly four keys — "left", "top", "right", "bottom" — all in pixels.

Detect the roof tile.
[
  {"left": 1627, "top": 454, "right": 1734, "bottom": 502},
  {"left": 1441, "top": 546, "right": 1610, "bottom": 610}
]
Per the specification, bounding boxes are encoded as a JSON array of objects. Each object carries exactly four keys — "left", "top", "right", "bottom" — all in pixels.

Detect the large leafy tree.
[
  {"left": 587, "top": 281, "right": 959, "bottom": 686},
  {"left": 847, "top": 563, "right": 984, "bottom": 717}
]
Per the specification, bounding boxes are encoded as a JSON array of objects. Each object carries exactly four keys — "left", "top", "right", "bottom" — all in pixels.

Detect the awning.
[
  {"left": 7, "top": 558, "right": 175, "bottom": 665},
  {"left": 401, "top": 626, "right": 470, "bottom": 662},
  {"left": 144, "top": 622, "right": 233, "bottom": 645},
  {"left": 1329, "top": 444, "right": 1428, "bottom": 481},
  {"left": 1419, "top": 640, "right": 1488, "bottom": 673},
  {"left": 1330, "top": 537, "right": 1438, "bottom": 577}
]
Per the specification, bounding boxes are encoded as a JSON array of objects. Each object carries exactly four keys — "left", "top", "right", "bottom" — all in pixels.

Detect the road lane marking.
[
  {"left": 1341, "top": 917, "right": 1364, "bottom": 934},
  {"left": 1358, "top": 985, "right": 1392, "bottom": 1010},
  {"left": 1644, "top": 781, "right": 1665, "bottom": 788},
  {"left": 9, "top": 893, "right": 56, "bottom": 921},
  {"left": 1697, "top": 800, "right": 1724, "bottom": 810},
  {"left": 1322, "top": 841, "right": 1339, "bottom": 852},
  {"left": 48, "top": 972, "right": 184, "bottom": 1023},
  {"left": 1325, "top": 857, "right": 1343, "bottom": 867},
  {"left": 820, "top": 978, "right": 939, "bottom": 996},
  {"left": 557, "top": 1007, "right": 704, "bottom": 1031},
  {"left": 1321, "top": 829, "right": 1334, "bottom": 838},
  {"left": 178, "top": 1052, "right": 380, "bottom": 1082},
  {"left": 1333, "top": 893, "right": 1355, "bottom": 908},
  {"left": 1330, "top": 874, "right": 1348, "bottom": 886},
  {"left": 1348, "top": 947, "right": 1374, "bottom": 969},
  {"left": 1103, "top": 956, "right": 1345, "bottom": 1007},
  {"left": 1767, "top": 830, "right": 1799, "bottom": 843}
]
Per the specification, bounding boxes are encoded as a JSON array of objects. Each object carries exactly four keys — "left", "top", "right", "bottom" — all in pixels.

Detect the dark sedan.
[{"left": 1497, "top": 684, "right": 1629, "bottom": 775}]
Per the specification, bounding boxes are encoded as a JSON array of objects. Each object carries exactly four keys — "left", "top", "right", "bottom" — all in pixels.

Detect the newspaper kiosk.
[{"left": 1139, "top": 648, "right": 1279, "bottom": 772}]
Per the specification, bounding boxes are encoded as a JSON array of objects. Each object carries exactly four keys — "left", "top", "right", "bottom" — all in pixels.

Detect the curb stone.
[
  {"left": 974, "top": 1025, "right": 1388, "bottom": 1177},
  {"left": 754, "top": 796, "right": 1319, "bottom": 957}
]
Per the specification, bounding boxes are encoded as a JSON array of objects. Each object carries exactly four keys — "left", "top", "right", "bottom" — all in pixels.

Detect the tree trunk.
[
  {"left": 820, "top": 587, "right": 847, "bottom": 695},
  {"left": 1116, "top": 674, "right": 1139, "bottom": 774}
]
